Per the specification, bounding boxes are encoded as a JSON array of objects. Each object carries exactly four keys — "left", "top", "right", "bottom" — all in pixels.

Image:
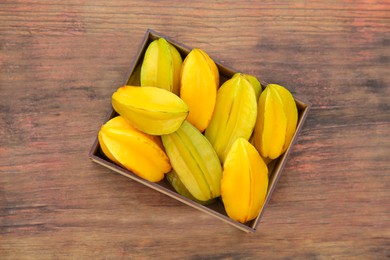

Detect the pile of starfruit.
[{"left": 98, "top": 37, "right": 298, "bottom": 224}]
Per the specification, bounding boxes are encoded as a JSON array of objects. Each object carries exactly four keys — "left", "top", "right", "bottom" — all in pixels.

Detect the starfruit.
[
  {"left": 221, "top": 138, "right": 269, "bottom": 223},
  {"left": 166, "top": 170, "right": 216, "bottom": 205},
  {"left": 180, "top": 49, "right": 219, "bottom": 132},
  {"left": 162, "top": 120, "right": 222, "bottom": 202},
  {"left": 232, "top": 73, "right": 262, "bottom": 100},
  {"left": 112, "top": 86, "right": 189, "bottom": 135},
  {"left": 98, "top": 116, "right": 171, "bottom": 182},
  {"left": 140, "top": 38, "right": 183, "bottom": 95},
  {"left": 253, "top": 84, "right": 298, "bottom": 160},
  {"left": 205, "top": 73, "right": 257, "bottom": 162}
]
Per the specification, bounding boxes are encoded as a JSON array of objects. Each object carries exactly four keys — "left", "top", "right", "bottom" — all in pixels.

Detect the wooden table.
[{"left": 1, "top": 1, "right": 389, "bottom": 259}]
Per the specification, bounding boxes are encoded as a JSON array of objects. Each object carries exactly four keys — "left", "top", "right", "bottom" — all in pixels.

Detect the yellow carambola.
[
  {"left": 221, "top": 138, "right": 269, "bottom": 223},
  {"left": 180, "top": 49, "right": 219, "bottom": 132},
  {"left": 205, "top": 73, "right": 257, "bottom": 162},
  {"left": 140, "top": 38, "right": 182, "bottom": 95},
  {"left": 98, "top": 116, "right": 171, "bottom": 182},
  {"left": 253, "top": 84, "right": 298, "bottom": 159},
  {"left": 162, "top": 120, "right": 222, "bottom": 202},
  {"left": 112, "top": 86, "right": 189, "bottom": 135}
]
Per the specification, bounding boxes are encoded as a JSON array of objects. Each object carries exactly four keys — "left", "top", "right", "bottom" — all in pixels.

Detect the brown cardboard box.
[{"left": 89, "top": 29, "right": 311, "bottom": 233}]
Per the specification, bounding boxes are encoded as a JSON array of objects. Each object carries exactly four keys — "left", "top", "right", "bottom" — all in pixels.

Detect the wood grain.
[{"left": 1, "top": 0, "right": 389, "bottom": 259}]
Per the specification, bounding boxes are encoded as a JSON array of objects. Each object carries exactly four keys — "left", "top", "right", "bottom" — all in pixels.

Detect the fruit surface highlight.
[
  {"left": 98, "top": 116, "right": 171, "bottom": 182},
  {"left": 112, "top": 86, "right": 189, "bottom": 135},
  {"left": 180, "top": 49, "right": 219, "bottom": 132},
  {"left": 221, "top": 138, "right": 269, "bottom": 223},
  {"left": 140, "top": 38, "right": 182, "bottom": 95},
  {"left": 162, "top": 120, "right": 222, "bottom": 202},
  {"left": 205, "top": 74, "right": 257, "bottom": 162},
  {"left": 253, "top": 84, "right": 298, "bottom": 160}
]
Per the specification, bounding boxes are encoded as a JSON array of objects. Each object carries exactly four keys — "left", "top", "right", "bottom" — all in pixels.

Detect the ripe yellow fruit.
[
  {"left": 112, "top": 86, "right": 189, "bottom": 135},
  {"left": 162, "top": 120, "right": 222, "bottom": 202},
  {"left": 221, "top": 138, "right": 269, "bottom": 223},
  {"left": 253, "top": 84, "right": 298, "bottom": 160},
  {"left": 98, "top": 116, "right": 171, "bottom": 182},
  {"left": 180, "top": 49, "right": 219, "bottom": 132},
  {"left": 205, "top": 73, "right": 257, "bottom": 163},
  {"left": 140, "top": 38, "right": 182, "bottom": 95}
]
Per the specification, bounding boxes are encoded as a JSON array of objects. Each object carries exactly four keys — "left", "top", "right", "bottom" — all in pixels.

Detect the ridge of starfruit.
[
  {"left": 205, "top": 73, "right": 258, "bottom": 163},
  {"left": 232, "top": 73, "right": 262, "bottom": 100},
  {"left": 98, "top": 116, "right": 171, "bottom": 182},
  {"left": 180, "top": 49, "right": 219, "bottom": 132},
  {"left": 162, "top": 120, "right": 222, "bottom": 202},
  {"left": 253, "top": 83, "right": 298, "bottom": 160},
  {"left": 166, "top": 170, "right": 216, "bottom": 205},
  {"left": 221, "top": 138, "right": 269, "bottom": 223},
  {"left": 111, "top": 86, "right": 189, "bottom": 135},
  {"left": 140, "top": 38, "right": 183, "bottom": 95}
]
